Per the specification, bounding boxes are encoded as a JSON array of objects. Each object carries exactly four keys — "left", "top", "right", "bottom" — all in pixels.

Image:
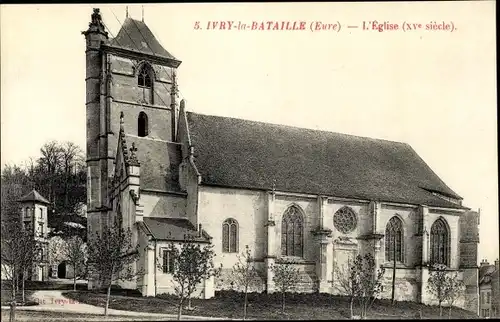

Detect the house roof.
[
  {"left": 186, "top": 112, "right": 465, "bottom": 209},
  {"left": 479, "top": 264, "right": 498, "bottom": 285},
  {"left": 124, "top": 135, "right": 182, "bottom": 192},
  {"left": 141, "top": 217, "right": 211, "bottom": 242},
  {"left": 108, "top": 18, "right": 178, "bottom": 61},
  {"left": 18, "top": 190, "right": 50, "bottom": 205}
]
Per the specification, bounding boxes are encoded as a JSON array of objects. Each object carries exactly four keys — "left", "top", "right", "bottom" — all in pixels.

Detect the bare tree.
[
  {"left": 271, "top": 261, "right": 301, "bottom": 314},
  {"left": 1, "top": 218, "right": 38, "bottom": 322},
  {"left": 162, "top": 235, "right": 219, "bottom": 320},
  {"left": 427, "top": 263, "right": 449, "bottom": 317},
  {"left": 63, "top": 236, "right": 87, "bottom": 291},
  {"left": 427, "top": 264, "right": 465, "bottom": 319},
  {"left": 354, "top": 253, "right": 385, "bottom": 319},
  {"left": 444, "top": 271, "right": 465, "bottom": 319},
  {"left": 231, "top": 245, "right": 260, "bottom": 320},
  {"left": 333, "top": 256, "right": 359, "bottom": 319},
  {"left": 86, "top": 221, "right": 139, "bottom": 316}
]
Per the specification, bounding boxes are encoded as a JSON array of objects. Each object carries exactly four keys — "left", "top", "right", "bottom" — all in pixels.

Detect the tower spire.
[
  {"left": 126, "top": 6, "right": 129, "bottom": 18},
  {"left": 142, "top": 6, "right": 144, "bottom": 22}
]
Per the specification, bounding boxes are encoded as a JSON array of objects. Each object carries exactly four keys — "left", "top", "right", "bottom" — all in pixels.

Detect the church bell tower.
[{"left": 83, "top": 8, "right": 182, "bottom": 236}]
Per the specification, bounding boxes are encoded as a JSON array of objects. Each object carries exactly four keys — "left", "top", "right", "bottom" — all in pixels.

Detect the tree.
[
  {"left": 333, "top": 255, "right": 359, "bottom": 319},
  {"left": 162, "top": 235, "right": 219, "bottom": 321},
  {"left": 354, "top": 253, "right": 385, "bottom": 319},
  {"left": 1, "top": 217, "right": 38, "bottom": 322},
  {"left": 231, "top": 245, "right": 260, "bottom": 320},
  {"left": 444, "top": 271, "right": 465, "bottom": 319},
  {"left": 271, "top": 261, "right": 301, "bottom": 314},
  {"left": 427, "top": 263, "right": 449, "bottom": 317},
  {"left": 86, "top": 221, "right": 139, "bottom": 316},
  {"left": 427, "top": 263, "right": 465, "bottom": 318},
  {"left": 63, "top": 236, "right": 87, "bottom": 291}
]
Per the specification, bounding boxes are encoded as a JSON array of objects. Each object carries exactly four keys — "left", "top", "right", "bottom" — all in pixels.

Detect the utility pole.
[{"left": 391, "top": 238, "right": 396, "bottom": 304}]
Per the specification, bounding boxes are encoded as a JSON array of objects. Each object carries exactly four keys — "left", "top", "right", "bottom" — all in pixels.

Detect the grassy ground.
[
  {"left": 0, "top": 289, "right": 37, "bottom": 306},
  {"left": 1, "top": 279, "right": 88, "bottom": 291},
  {"left": 0, "top": 310, "right": 174, "bottom": 322},
  {"left": 63, "top": 290, "right": 479, "bottom": 320}
]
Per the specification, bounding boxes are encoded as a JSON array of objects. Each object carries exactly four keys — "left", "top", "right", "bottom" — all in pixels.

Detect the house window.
[
  {"left": 487, "top": 292, "right": 490, "bottom": 304},
  {"left": 481, "top": 292, "right": 485, "bottom": 304},
  {"left": 222, "top": 218, "right": 238, "bottom": 253},
  {"left": 138, "top": 112, "right": 149, "bottom": 137},
  {"left": 39, "top": 208, "right": 43, "bottom": 219},
  {"left": 281, "top": 205, "right": 303, "bottom": 257},
  {"left": 385, "top": 216, "right": 404, "bottom": 262},
  {"left": 38, "top": 222, "right": 44, "bottom": 237},
  {"left": 430, "top": 217, "right": 450, "bottom": 266},
  {"left": 162, "top": 249, "right": 175, "bottom": 273},
  {"left": 138, "top": 64, "right": 153, "bottom": 88}
]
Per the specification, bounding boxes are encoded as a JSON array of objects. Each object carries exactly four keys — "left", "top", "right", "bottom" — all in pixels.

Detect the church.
[{"left": 83, "top": 8, "right": 480, "bottom": 312}]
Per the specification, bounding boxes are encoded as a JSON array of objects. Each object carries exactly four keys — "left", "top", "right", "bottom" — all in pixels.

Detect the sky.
[{"left": 1, "top": 2, "right": 498, "bottom": 263}]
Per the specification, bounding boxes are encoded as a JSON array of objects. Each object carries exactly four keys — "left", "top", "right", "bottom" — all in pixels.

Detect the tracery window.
[
  {"left": 222, "top": 218, "right": 238, "bottom": 253},
  {"left": 385, "top": 216, "right": 404, "bottom": 262},
  {"left": 138, "top": 64, "right": 153, "bottom": 88},
  {"left": 281, "top": 205, "right": 303, "bottom": 257},
  {"left": 333, "top": 206, "right": 357, "bottom": 234},
  {"left": 430, "top": 217, "right": 450, "bottom": 266}
]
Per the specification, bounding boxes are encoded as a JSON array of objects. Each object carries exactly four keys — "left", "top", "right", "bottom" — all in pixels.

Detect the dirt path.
[{"left": 1, "top": 290, "right": 228, "bottom": 320}]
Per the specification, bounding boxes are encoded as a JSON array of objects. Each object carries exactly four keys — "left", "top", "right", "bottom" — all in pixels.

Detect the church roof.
[
  {"left": 124, "top": 135, "right": 182, "bottom": 192},
  {"left": 18, "top": 189, "right": 50, "bottom": 205},
  {"left": 108, "top": 18, "right": 177, "bottom": 61},
  {"left": 141, "top": 217, "right": 211, "bottom": 242},
  {"left": 186, "top": 112, "right": 465, "bottom": 209}
]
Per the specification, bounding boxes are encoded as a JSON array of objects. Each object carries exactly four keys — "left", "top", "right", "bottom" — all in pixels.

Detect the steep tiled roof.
[
  {"left": 108, "top": 18, "right": 177, "bottom": 61},
  {"left": 141, "top": 217, "right": 211, "bottom": 242},
  {"left": 124, "top": 135, "right": 182, "bottom": 192},
  {"left": 18, "top": 190, "right": 50, "bottom": 205},
  {"left": 480, "top": 264, "right": 498, "bottom": 285},
  {"left": 186, "top": 112, "right": 465, "bottom": 209}
]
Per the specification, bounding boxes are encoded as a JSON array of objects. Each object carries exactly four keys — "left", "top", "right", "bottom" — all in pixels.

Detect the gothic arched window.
[
  {"left": 430, "top": 217, "right": 450, "bottom": 266},
  {"left": 222, "top": 218, "right": 238, "bottom": 253},
  {"left": 138, "top": 112, "right": 148, "bottom": 137},
  {"left": 281, "top": 205, "right": 304, "bottom": 257},
  {"left": 138, "top": 64, "right": 153, "bottom": 88},
  {"left": 385, "top": 216, "right": 404, "bottom": 262}
]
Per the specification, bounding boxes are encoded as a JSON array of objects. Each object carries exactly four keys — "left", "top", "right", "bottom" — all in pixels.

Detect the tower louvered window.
[
  {"left": 138, "top": 64, "right": 153, "bottom": 88},
  {"left": 281, "top": 205, "right": 303, "bottom": 257}
]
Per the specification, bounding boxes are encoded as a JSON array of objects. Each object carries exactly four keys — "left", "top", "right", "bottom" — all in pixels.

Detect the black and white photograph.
[{"left": 0, "top": 2, "right": 497, "bottom": 321}]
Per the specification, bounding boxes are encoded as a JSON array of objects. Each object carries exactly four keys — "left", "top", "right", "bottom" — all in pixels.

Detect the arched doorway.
[{"left": 57, "top": 262, "right": 66, "bottom": 278}]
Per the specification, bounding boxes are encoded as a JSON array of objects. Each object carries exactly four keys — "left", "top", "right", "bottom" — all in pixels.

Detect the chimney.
[
  {"left": 198, "top": 224, "right": 202, "bottom": 237},
  {"left": 480, "top": 259, "right": 490, "bottom": 267},
  {"left": 495, "top": 258, "right": 499, "bottom": 270}
]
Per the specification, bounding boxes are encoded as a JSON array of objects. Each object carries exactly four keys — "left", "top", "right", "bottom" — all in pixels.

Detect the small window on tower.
[
  {"left": 138, "top": 112, "right": 149, "bottom": 137},
  {"left": 138, "top": 64, "right": 153, "bottom": 88}
]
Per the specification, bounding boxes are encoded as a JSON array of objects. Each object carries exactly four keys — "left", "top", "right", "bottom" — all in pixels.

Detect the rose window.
[{"left": 333, "top": 206, "right": 357, "bottom": 234}]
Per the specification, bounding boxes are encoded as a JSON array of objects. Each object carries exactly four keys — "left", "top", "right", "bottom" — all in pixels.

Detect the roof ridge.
[{"left": 186, "top": 111, "right": 409, "bottom": 146}]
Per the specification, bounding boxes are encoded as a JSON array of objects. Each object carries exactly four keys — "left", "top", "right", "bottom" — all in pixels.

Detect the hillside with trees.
[{"left": 1, "top": 141, "right": 87, "bottom": 240}]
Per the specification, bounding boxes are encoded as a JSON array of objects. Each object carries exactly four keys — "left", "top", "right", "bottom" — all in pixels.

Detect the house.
[
  {"left": 479, "top": 259, "right": 499, "bottom": 318},
  {"left": 83, "top": 8, "right": 480, "bottom": 311},
  {"left": 18, "top": 189, "right": 50, "bottom": 281}
]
